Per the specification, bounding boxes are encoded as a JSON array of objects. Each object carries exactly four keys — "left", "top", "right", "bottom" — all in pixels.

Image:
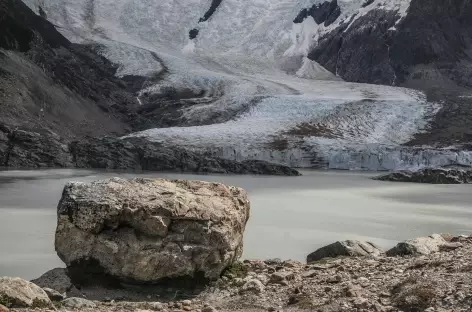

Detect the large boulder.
[
  {"left": 374, "top": 168, "right": 472, "bottom": 184},
  {"left": 387, "top": 234, "right": 447, "bottom": 257},
  {"left": 307, "top": 240, "right": 384, "bottom": 263},
  {"left": 0, "top": 277, "right": 51, "bottom": 308},
  {"left": 55, "top": 178, "right": 250, "bottom": 283}
]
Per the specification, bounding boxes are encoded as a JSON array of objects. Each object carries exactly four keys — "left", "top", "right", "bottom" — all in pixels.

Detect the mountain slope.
[{"left": 7, "top": 0, "right": 472, "bottom": 170}]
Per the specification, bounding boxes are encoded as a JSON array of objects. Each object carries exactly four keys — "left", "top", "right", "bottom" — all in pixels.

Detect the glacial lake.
[{"left": 1, "top": 169, "right": 472, "bottom": 280}]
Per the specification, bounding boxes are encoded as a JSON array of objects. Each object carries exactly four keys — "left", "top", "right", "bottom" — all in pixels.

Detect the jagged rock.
[
  {"left": 55, "top": 177, "right": 251, "bottom": 283},
  {"left": 306, "top": 240, "right": 384, "bottom": 263},
  {"left": 61, "top": 297, "right": 96, "bottom": 309},
  {"left": 375, "top": 168, "right": 472, "bottom": 184},
  {"left": 31, "top": 268, "right": 73, "bottom": 294},
  {"left": 0, "top": 277, "right": 51, "bottom": 308},
  {"left": 387, "top": 234, "right": 447, "bottom": 257},
  {"left": 42, "top": 288, "right": 65, "bottom": 301}
]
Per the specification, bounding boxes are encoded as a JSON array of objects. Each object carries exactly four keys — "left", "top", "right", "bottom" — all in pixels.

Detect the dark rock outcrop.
[
  {"left": 309, "top": 0, "right": 472, "bottom": 87},
  {"left": 307, "top": 240, "right": 384, "bottom": 263},
  {"left": 308, "top": 9, "right": 399, "bottom": 85},
  {"left": 294, "top": 0, "right": 341, "bottom": 26},
  {"left": 70, "top": 136, "right": 301, "bottom": 176},
  {"left": 0, "top": 124, "right": 300, "bottom": 175},
  {"left": 375, "top": 168, "right": 472, "bottom": 184},
  {"left": 0, "top": 124, "right": 71, "bottom": 168},
  {"left": 189, "top": 0, "right": 224, "bottom": 40},
  {"left": 199, "top": 0, "right": 224, "bottom": 23}
]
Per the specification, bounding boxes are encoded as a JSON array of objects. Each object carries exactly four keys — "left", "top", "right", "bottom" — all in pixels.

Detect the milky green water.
[{"left": 1, "top": 169, "right": 471, "bottom": 280}]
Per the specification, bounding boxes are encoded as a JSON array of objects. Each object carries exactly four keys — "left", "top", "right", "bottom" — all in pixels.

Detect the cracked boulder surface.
[{"left": 55, "top": 177, "right": 251, "bottom": 284}]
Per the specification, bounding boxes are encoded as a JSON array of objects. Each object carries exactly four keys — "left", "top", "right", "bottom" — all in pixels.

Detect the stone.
[
  {"left": 0, "top": 277, "right": 51, "bottom": 308},
  {"left": 270, "top": 272, "right": 295, "bottom": 283},
  {"left": 55, "top": 178, "right": 251, "bottom": 283},
  {"left": 440, "top": 242, "right": 464, "bottom": 251},
  {"left": 264, "top": 258, "right": 283, "bottom": 266},
  {"left": 42, "top": 288, "right": 65, "bottom": 301},
  {"left": 302, "top": 270, "right": 317, "bottom": 278},
  {"left": 241, "top": 279, "right": 265, "bottom": 294},
  {"left": 307, "top": 240, "right": 384, "bottom": 262},
  {"left": 353, "top": 297, "right": 369, "bottom": 309},
  {"left": 283, "top": 260, "right": 301, "bottom": 268},
  {"left": 345, "top": 284, "right": 364, "bottom": 297},
  {"left": 0, "top": 304, "right": 8, "bottom": 312},
  {"left": 202, "top": 306, "right": 218, "bottom": 312},
  {"left": 327, "top": 274, "right": 342, "bottom": 284},
  {"left": 182, "top": 300, "right": 192, "bottom": 306},
  {"left": 387, "top": 234, "right": 447, "bottom": 257},
  {"left": 61, "top": 297, "right": 96, "bottom": 309},
  {"left": 31, "top": 268, "right": 73, "bottom": 294},
  {"left": 256, "top": 274, "right": 270, "bottom": 285}
]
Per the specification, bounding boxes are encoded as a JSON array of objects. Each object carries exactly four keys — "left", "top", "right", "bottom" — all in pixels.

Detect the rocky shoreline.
[
  {"left": 2, "top": 234, "right": 471, "bottom": 312},
  {"left": 1, "top": 177, "right": 472, "bottom": 312}
]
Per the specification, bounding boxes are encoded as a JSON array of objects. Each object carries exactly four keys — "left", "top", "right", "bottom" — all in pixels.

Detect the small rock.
[
  {"left": 353, "top": 297, "right": 369, "bottom": 309},
  {"left": 182, "top": 300, "right": 192, "bottom": 306},
  {"left": 62, "top": 297, "right": 96, "bottom": 309},
  {"left": 242, "top": 279, "right": 265, "bottom": 294},
  {"left": 42, "top": 288, "right": 65, "bottom": 301},
  {"left": 387, "top": 234, "right": 447, "bottom": 256},
  {"left": 324, "top": 286, "right": 332, "bottom": 292},
  {"left": 183, "top": 306, "right": 192, "bottom": 311},
  {"left": 302, "top": 270, "right": 317, "bottom": 278},
  {"left": 270, "top": 271, "right": 294, "bottom": 283},
  {"left": 310, "top": 264, "right": 334, "bottom": 270},
  {"left": 0, "top": 304, "right": 9, "bottom": 312},
  {"left": 357, "top": 277, "right": 370, "bottom": 287},
  {"left": 202, "top": 306, "right": 218, "bottom": 312},
  {"left": 0, "top": 277, "right": 51, "bottom": 308},
  {"left": 307, "top": 240, "right": 384, "bottom": 262},
  {"left": 283, "top": 260, "right": 301, "bottom": 268},
  {"left": 149, "top": 302, "right": 163, "bottom": 310},
  {"left": 327, "top": 274, "right": 342, "bottom": 284},
  {"left": 256, "top": 274, "right": 270, "bottom": 285},
  {"left": 440, "top": 242, "right": 463, "bottom": 251},
  {"left": 31, "top": 268, "right": 73, "bottom": 294},
  {"left": 345, "top": 284, "right": 364, "bottom": 297},
  {"left": 264, "top": 258, "right": 283, "bottom": 266}
]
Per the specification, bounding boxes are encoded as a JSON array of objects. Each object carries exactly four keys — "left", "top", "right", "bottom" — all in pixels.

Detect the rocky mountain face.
[
  {"left": 2, "top": 0, "right": 472, "bottom": 171},
  {"left": 308, "top": 0, "right": 472, "bottom": 147},
  {"left": 0, "top": 0, "right": 301, "bottom": 174}
]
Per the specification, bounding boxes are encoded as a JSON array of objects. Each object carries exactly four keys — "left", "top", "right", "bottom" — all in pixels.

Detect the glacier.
[{"left": 22, "top": 0, "right": 472, "bottom": 170}]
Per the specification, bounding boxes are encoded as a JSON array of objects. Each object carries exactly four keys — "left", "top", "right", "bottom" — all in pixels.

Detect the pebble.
[
  {"left": 182, "top": 300, "right": 192, "bottom": 306},
  {"left": 0, "top": 304, "right": 8, "bottom": 312}
]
